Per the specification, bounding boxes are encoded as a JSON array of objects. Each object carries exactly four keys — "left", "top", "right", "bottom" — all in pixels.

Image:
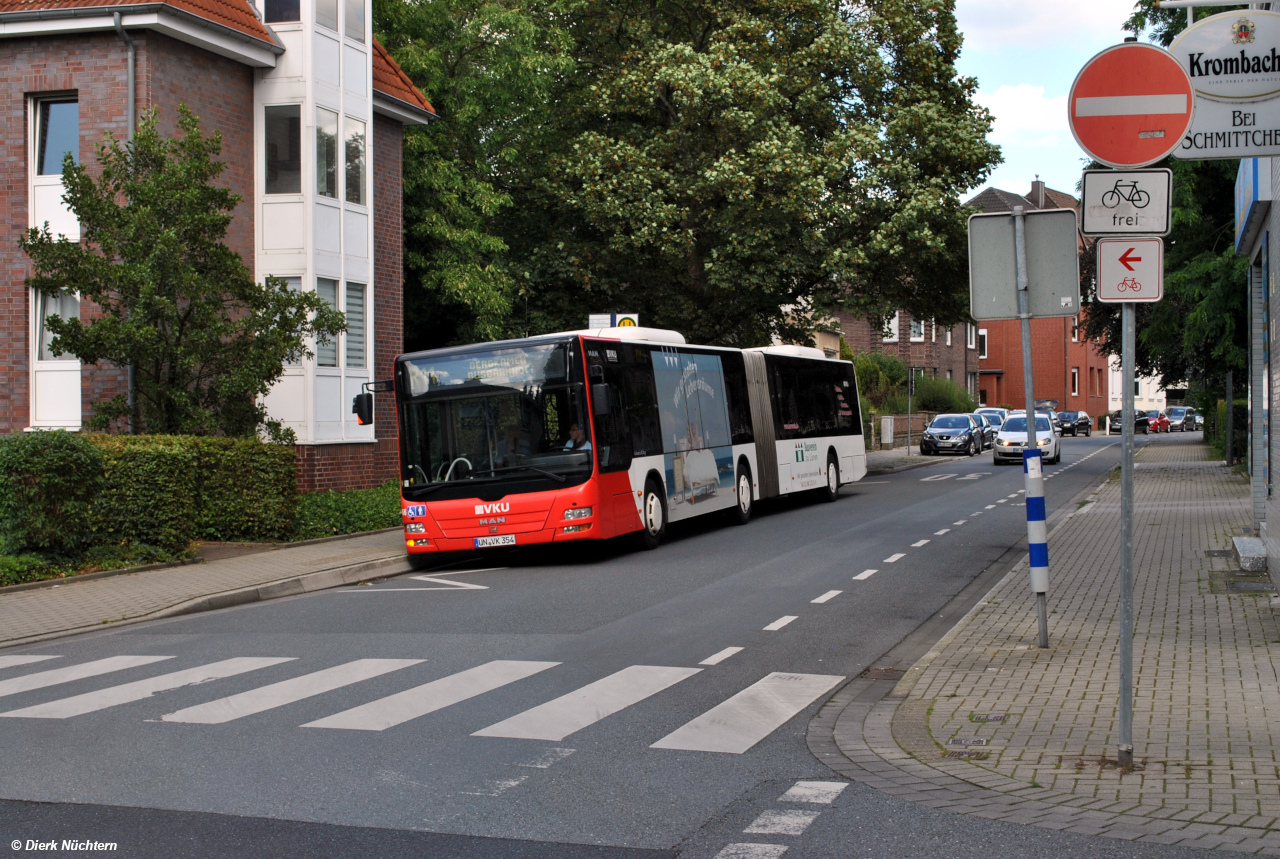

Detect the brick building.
[
  {"left": 831, "top": 312, "right": 980, "bottom": 395},
  {"left": 0, "top": 0, "right": 435, "bottom": 490},
  {"left": 965, "top": 181, "right": 1111, "bottom": 417}
]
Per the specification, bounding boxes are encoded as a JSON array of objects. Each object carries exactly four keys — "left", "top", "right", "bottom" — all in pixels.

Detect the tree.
[
  {"left": 21, "top": 107, "right": 346, "bottom": 438},
  {"left": 1080, "top": 2, "right": 1249, "bottom": 387},
  {"left": 509, "top": 0, "right": 999, "bottom": 345},
  {"left": 375, "top": 0, "right": 571, "bottom": 349}
]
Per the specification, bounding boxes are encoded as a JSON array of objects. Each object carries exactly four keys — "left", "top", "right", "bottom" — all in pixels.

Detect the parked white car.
[{"left": 994, "top": 413, "right": 1060, "bottom": 465}]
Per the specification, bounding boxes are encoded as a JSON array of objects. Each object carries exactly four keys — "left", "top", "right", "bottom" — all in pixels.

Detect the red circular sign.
[{"left": 1069, "top": 43, "right": 1194, "bottom": 168}]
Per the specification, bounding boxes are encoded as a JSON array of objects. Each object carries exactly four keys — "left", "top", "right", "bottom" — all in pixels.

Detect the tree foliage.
[
  {"left": 21, "top": 107, "right": 346, "bottom": 437},
  {"left": 379, "top": 0, "right": 1000, "bottom": 348},
  {"left": 1079, "top": 2, "right": 1250, "bottom": 386}
]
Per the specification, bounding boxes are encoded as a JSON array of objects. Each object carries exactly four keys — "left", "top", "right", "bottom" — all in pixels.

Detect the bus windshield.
[{"left": 397, "top": 341, "right": 593, "bottom": 498}]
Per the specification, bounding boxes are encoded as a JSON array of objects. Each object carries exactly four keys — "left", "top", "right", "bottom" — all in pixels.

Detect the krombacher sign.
[{"left": 1171, "top": 11, "right": 1280, "bottom": 159}]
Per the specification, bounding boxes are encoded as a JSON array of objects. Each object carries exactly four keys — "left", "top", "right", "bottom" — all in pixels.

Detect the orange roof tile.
[
  {"left": 0, "top": 0, "right": 275, "bottom": 44},
  {"left": 372, "top": 38, "right": 435, "bottom": 117}
]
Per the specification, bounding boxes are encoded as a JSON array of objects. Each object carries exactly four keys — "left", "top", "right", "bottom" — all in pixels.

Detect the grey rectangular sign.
[
  {"left": 1081, "top": 169, "right": 1171, "bottom": 236},
  {"left": 968, "top": 209, "right": 1081, "bottom": 321}
]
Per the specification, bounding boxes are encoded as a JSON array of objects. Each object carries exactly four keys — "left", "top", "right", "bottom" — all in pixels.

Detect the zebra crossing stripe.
[
  {"left": 162, "top": 659, "right": 422, "bottom": 724},
  {"left": 303, "top": 660, "right": 559, "bottom": 732},
  {"left": 0, "top": 658, "right": 294, "bottom": 719},
  {"left": 651, "top": 672, "right": 843, "bottom": 754},
  {"left": 0, "top": 656, "right": 173, "bottom": 700},
  {"left": 473, "top": 665, "right": 701, "bottom": 741},
  {"left": 0, "top": 656, "right": 60, "bottom": 672},
  {"left": 779, "top": 781, "right": 848, "bottom": 804}
]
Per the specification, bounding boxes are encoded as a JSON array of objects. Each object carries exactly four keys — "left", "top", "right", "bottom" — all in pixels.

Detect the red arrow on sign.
[{"left": 1119, "top": 248, "right": 1142, "bottom": 270}]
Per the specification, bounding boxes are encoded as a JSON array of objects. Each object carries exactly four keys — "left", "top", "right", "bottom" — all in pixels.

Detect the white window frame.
[
  {"left": 946, "top": 327, "right": 952, "bottom": 347},
  {"left": 967, "top": 324, "right": 976, "bottom": 349},
  {"left": 28, "top": 94, "right": 82, "bottom": 430},
  {"left": 882, "top": 311, "right": 900, "bottom": 343},
  {"left": 1071, "top": 315, "right": 1080, "bottom": 342},
  {"left": 909, "top": 316, "right": 925, "bottom": 342},
  {"left": 1071, "top": 367, "right": 1079, "bottom": 396},
  {"left": 978, "top": 328, "right": 988, "bottom": 359},
  {"left": 931, "top": 319, "right": 937, "bottom": 342}
]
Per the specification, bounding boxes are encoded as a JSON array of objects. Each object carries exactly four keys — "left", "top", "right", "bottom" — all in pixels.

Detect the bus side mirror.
[
  {"left": 353, "top": 392, "right": 374, "bottom": 425},
  {"left": 591, "top": 383, "right": 611, "bottom": 416}
]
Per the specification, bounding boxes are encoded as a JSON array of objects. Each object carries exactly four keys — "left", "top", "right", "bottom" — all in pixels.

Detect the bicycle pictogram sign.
[
  {"left": 1116, "top": 277, "right": 1142, "bottom": 292},
  {"left": 1101, "top": 180, "right": 1150, "bottom": 209}
]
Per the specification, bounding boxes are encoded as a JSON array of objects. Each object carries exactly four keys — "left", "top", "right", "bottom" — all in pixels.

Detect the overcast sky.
[{"left": 955, "top": 0, "right": 1140, "bottom": 201}]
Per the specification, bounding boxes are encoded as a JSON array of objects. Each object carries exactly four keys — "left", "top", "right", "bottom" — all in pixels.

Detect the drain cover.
[
  {"left": 948, "top": 737, "right": 988, "bottom": 747},
  {"left": 1204, "top": 549, "right": 1234, "bottom": 558},
  {"left": 859, "top": 667, "right": 905, "bottom": 680},
  {"left": 945, "top": 750, "right": 990, "bottom": 760},
  {"left": 970, "top": 714, "right": 1008, "bottom": 723}
]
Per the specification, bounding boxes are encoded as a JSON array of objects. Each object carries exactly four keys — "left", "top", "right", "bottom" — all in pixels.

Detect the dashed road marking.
[
  {"left": 811, "top": 591, "right": 842, "bottom": 604},
  {"left": 911, "top": 539, "right": 930, "bottom": 547},
  {"left": 779, "top": 781, "right": 848, "bottom": 804},
  {"left": 763, "top": 616, "right": 798, "bottom": 631},
  {"left": 744, "top": 809, "right": 822, "bottom": 835},
  {"left": 884, "top": 553, "right": 905, "bottom": 563},
  {"left": 713, "top": 845, "right": 788, "bottom": 859},
  {"left": 700, "top": 647, "right": 744, "bottom": 666},
  {"left": 853, "top": 569, "right": 877, "bottom": 581},
  {"left": 934, "top": 529, "right": 950, "bottom": 535}
]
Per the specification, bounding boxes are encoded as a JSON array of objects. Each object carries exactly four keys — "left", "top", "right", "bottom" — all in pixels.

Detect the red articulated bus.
[{"left": 353, "top": 327, "right": 866, "bottom": 563}]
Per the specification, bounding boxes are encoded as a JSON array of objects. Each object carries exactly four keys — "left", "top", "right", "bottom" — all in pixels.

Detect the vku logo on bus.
[
  {"left": 794, "top": 441, "right": 818, "bottom": 463},
  {"left": 474, "top": 502, "right": 511, "bottom": 516}
]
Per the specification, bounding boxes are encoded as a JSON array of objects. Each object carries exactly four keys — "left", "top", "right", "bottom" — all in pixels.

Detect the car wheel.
[
  {"left": 729, "top": 462, "right": 752, "bottom": 526},
  {"left": 639, "top": 478, "right": 667, "bottom": 550},
  {"left": 819, "top": 453, "right": 839, "bottom": 503}
]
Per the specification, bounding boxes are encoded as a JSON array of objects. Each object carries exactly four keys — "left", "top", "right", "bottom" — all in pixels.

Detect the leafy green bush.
[
  {"left": 91, "top": 435, "right": 197, "bottom": 553},
  {"left": 188, "top": 438, "right": 296, "bottom": 541},
  {"left": 0, "top": 430, "right": 105, "bottom": 557},
  {"left": 294, "top": 482, "right": 401, "bottom": 541},
  {"left": 0, "top": 554, "right": 59, "bottom": 587},
  {"left": 1211, "top": 401, "right": 1248, "bottom": 461},
  {"left": 912, "top": 376, "right": 977, "bottom": 414},
  {"left": 851, "top": 351, "right": 907, "bottom": 407}
]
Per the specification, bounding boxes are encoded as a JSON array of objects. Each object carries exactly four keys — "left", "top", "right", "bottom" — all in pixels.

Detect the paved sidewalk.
[
  {"left": 0, "top": 530, "right": 409, "bottom": 648},
  {"left": 816, "top": 435, "right": 1280, "bottom": 852}
]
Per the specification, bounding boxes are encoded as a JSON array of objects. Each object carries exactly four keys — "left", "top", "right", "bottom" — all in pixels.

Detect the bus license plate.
[{"left": 474, "top": 535, "right": 516, "bottom": 548}]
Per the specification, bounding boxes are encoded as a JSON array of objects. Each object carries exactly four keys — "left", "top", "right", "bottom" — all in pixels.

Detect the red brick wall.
[
  {"left": 978, "top": 313, "right": 1110, "bottom": 416},
  {"left": 0, "top": 32, "right": 255, "bottom": 434},
  {"left": 836, "top": 311, "right": 979, "bottom": 387},
  {"left": 293, "top": 114, "right": 404, "bottom": 493}
]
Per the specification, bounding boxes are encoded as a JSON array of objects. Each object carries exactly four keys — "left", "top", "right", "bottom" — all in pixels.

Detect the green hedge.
[
  {"left": 294, "top": 481, "right": 401, "bottom": 541},
  {"left": 91, "top": 435, "right": 198, "bottom": 552},
  {"left": 0, "top": 430, "right": 105, "bottom": 558}
]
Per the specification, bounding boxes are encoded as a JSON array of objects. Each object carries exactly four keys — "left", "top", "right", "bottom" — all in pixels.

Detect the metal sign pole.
[
  {"left": 1119, "top": 301, "right": 1136, "bottom": 768},
  {"left": 1014, "top": 206, "right": 1050, "bottom": 648}
]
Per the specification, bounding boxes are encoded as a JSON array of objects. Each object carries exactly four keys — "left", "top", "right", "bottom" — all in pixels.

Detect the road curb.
[{"left": 0, "top": 554, "right": 412, "bottom": 650}]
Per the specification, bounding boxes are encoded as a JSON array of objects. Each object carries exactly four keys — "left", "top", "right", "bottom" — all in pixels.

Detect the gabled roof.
[
  {"left": 0, "top": 0, "right": 274, "bottom": 44},
  {"left": 372, "top": 38, "right": 436, "bottom": 120},
  {"left": 964, "top": 187, "right": 1036, "bottom": 214}
]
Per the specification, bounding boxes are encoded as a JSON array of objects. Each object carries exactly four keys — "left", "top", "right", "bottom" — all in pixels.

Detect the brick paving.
[
  {"left": 814, "top": 435, "right": 1280, "bottom": 852},
  {"left": 0, "top": 530, "right": 406, "bottom": 647}
]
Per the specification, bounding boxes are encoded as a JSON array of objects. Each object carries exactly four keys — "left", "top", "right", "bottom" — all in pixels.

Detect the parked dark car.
[
  {"left": 921, "top": 414, "right": 981, "bottom": 456},
  {"left": 1056, "top": 410, "right": 1092, "bottom": 437},
  {"left": 1108, "top": 410, "right": 1150, "bottom": 434},
  {"left": 967, "top": 413, "right": 997, "bottom": 450},
  {"left": 1167, "top": 406, "right": 1195, "bottom": 431},
  {"left": 1146, "top": 409, "right": 1170, "bottom": 433}
]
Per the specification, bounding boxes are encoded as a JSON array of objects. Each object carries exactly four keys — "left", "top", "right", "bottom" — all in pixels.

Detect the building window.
[
  {"left": 946, "top": 327, "right": 952, "bottom": 347},
  {"left": 1071, "top": 315, "right": 1080, "bottom": 342},
  {"left": 345, "top": 0, "right": 365, "bottom": 42},
  {"left": 264, "top": 105, "right": 301, "bottom": 194},
  {"left": 345, "top": 283, "right": 366, "bottom": 368},
  {"left": 946, "top": 369, "right": 952, "bottom": 380},
  {"left": 931, "top": 320, "right": 937, "bottom": 342},
  {"left": 36, "top": 290, "right": 79, "bottom": 360},
  {"left": 317, "top": 278, "right": 339, "bottom": 366},
  {"left": 979, "top": 388, "right": 988, "bottom": 406},
  {"left": 1071, "top": 367, "right": 1079, "bottom": 396},
  {"left": 909, "top": 317, "right": 925, "bottom": 341},
  {"left": 881, "top": 311, "right": 899, "bottom": 343},
  {"left": 1135, "top": 379, "right": 1141, "bottom": 396},
  {"left": 263, "top": 0, "right": 300, "bottom": 22},
  {"left": 36, "top": 100, "right": 78, "bottom": 175},
  {"left": 345, "top": 117, "right": 365, "bottom": 205},
  {"left": 316, "top": 107, "right": 338, "bottom": 198},
  {"left": 977, "top": 328, "right": 988, "bottom": 359},
  {"left": 967, "top": 324, "right": 976, "bottom": 349},
  {"left": 316, "top": 0, "right": 338, "bottom": 30}
]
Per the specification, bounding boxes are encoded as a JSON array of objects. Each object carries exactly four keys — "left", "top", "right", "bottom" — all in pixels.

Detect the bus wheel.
[
  {"left": 819, "top": 453, "right": 839, "bottom": 503},
  {"left": 729, "top": 463, "right": 753, "bottom": 525},
  {"left": 639, "top": 479, "right": 667, "bottom": 550}
]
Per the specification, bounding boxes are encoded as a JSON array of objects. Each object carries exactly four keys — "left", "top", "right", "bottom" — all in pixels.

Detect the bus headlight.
[
  {"left": 562, "top": 523, "right": 592, "bottom": 533},
  {"left": 404, "top": 523, "right": 426, "bottom": 534},
  {"left": 564, "top": 507, "right": 593, "bottom": 520}
]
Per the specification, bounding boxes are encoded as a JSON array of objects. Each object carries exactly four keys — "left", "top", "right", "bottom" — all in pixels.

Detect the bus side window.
[
  {"left": 625, "top": 358, "right": 661, "bottom": 457},
  {"left": 722, "top": 352, "right": 754, "bottom": 445}
]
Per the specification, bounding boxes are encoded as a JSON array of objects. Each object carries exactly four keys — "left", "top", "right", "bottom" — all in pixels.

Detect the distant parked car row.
[{"left": 1106, "top": 407, "right": 1201, "bottom": 434}]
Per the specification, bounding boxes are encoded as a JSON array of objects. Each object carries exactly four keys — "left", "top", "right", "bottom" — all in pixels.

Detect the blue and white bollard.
[{"left": 1024, "top": 448, "right": 1049, "bottom": 647}]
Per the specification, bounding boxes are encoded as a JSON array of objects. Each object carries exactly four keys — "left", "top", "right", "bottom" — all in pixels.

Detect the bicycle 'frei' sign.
[
  {"left": 1069, "top": 43, "right": 1195, "bottom": 168},
  {"left": 1081, "top": 168, "right": 1172, "bottom": 236},
  {"left": 1096, "top": 237, "right": 1164, "bottom": 303}
]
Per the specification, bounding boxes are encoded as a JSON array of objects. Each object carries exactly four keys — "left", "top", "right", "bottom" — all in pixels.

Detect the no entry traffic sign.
[
  {"left": 1070, "top": 43, "right": 1195, "bottom": 168},
  {"left": 1097, "top": 237, "right": 1164, "bottom": 302}
]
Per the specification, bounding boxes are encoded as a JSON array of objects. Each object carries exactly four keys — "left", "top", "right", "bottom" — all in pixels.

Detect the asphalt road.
[{"left": 0, "top": 431, "right": 1223, "bottom": 858}]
